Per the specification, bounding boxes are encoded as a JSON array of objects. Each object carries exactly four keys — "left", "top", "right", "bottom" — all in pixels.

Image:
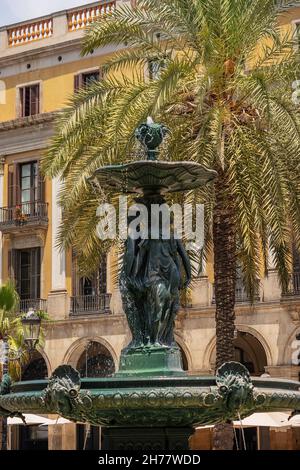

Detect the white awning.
[
  {"left": 283, "top": 414, "right": 300, "bottom": 427},
  {"left": 233, "top": 412, "right": 290, "bottom": 428},
  {"left": 8, "top": 414, "right": 53, "bottom": 425},
  {"left": 40, "top": 417, "right": 72, "bottom": 426}
]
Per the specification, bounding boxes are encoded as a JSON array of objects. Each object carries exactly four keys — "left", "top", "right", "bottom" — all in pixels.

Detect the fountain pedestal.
[{"left": 118, "top": 345, "right": 185, "bottom": 376}]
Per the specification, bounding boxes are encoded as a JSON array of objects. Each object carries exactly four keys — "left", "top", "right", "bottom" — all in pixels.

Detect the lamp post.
[
  {"left": 1, "top": 309, "right": 42, "bottom": 450},
  {"left": 21, "top": 309, "right": 42, "bottom": 352}
]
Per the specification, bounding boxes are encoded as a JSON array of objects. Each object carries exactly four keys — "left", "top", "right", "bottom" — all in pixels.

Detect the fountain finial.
[{"left": 135, "top": 117, "right": 168, "bottom": 161}]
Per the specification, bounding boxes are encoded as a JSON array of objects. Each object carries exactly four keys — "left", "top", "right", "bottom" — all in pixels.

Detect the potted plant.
[{"left": 14, "top": 205, "right": 28, "bottom": 226}]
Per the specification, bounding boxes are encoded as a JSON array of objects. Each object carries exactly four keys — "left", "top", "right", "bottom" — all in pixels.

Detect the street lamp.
[
  {"left": 1, "top": 309, "right": 42, "bottom": 451},
  {"left": 1, "top": 309, "right": 42, "bottom": 364},
  {"left": 21, "top": 309, "right": 42, "bottom": 352}
]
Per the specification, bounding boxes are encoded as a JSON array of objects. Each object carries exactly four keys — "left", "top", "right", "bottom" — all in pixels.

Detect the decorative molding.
[
  {"left": 0, "top": 112, "right": 56, "bottom": 132},
  {"left": 35, "top": 229, "right": 47, "bottom": 245},
  {"left": 0, "top": 115, "right": 55, "bottom": 156},
  {"left": 0, "top": 39, "right": 123, "bottom": 79}
]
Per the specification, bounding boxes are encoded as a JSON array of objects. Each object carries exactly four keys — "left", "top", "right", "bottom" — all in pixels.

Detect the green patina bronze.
[
  {"left": 0, "top": 120, "right": 299, "bottom": 442},
  {"left": 135, "top": 118, "right": 168, "bottom": 161},
  {"left": 91, "top": 120, "right": 216, "bottom": 375},
  {"left": 1, "top": 362, "right": 300, "bottom": 427}
]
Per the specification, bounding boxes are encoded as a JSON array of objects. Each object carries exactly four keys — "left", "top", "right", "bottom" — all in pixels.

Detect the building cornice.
[
  {"left": 0, "top": 112, "right": 57, "bottom": 156},
  {"left": 0, "top": 111, "right": 57, "bottom": 132},
  {"left": 0, "top": 38, "right": 84, "bottom": 68}
]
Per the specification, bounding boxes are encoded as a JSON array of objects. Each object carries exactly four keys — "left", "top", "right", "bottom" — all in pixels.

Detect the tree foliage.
[{"left": 43, "top": 0, "right": 300, "bottom": 293}]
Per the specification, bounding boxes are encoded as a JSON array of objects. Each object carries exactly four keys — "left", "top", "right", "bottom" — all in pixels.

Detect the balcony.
[
  {"left": 282, "top": 272, "right": 300, "bottom": 297},
  {"left": 212, "top": 279, "right": 260, "bottom": 304},
  {"left": 70, "top": 294, "right": 112, "bottom": 316},
  {"left": 67, "top": 1, "right": 116, "bottom": 32},
  {"left": 0, "top": 202, "right": 48, "bottom": 234},
  {"left": 0, "top": 1, "right": 117, "bottom": 52},
  {"left": 8, "top": 18, "right": 53, "bottom": 47},
  {"left": 18, "top": 298, "right": 47, "bottom": 314}
]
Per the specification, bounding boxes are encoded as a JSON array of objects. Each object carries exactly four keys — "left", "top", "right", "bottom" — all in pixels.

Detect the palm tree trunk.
[
  {"left": 1, "top": 339, "right": 8, "bottom": 450},
  {"left": 212, "top": 172, "right": 236, "bottom": 450}
]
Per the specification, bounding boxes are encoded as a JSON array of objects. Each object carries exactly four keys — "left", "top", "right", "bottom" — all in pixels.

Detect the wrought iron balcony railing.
[
  {"left": 70, "top": 294, "right": 112, "bottom": 316},
  {"left": 212, "top": 279, "right": 260, "bottom": 304},
  {"left": 0, "top": 202, "right": 48, "bottom": 232},
  {"left": 282, "top": 272, "right": 300, "bottom": 297},
  {"left": 18, "top": 298, "right": 47, "bottom": 314}
]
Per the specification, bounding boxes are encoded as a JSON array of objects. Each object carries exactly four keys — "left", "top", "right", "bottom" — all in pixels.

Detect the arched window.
[
  {"left": 210, "top": 331, "right": 268, "bottom": 376},
  {"left": 234, "top": 346, "right": 255, "bottom": 374},
  {"left": 234, "top": 331, "right": 268, "bottom": 376},
  {"left": 77, "top": 341, "right": 115, "bottom": 378},
  {"left": 22, "top": 351, "right": 48, "bottom": 380}
]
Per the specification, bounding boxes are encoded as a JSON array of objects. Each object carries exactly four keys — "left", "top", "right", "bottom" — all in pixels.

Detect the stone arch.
[
  {"left": 77, "top": 341, "right": 115, "bottom": 378},
  {"left": 203, "top": 334, "right": 218, "bottom": 372},
  {"left": 63, "top": 336, "right": 118, "bottom": 373},
  {"left": 22, "top": 349, "right": 50, "bottom": 380},
  {"left": 283, "top": 326, "right": 300, "bottom": 365},
  {"left": 235, "top": 325, "right": 273, "bottom": 366},
  {"left": 204, "top": 326, "right": 271, "bottom": 375},
  {"left": 174, "top": 334, "right": 193, "bottom": 371},
  {"left": 36, "top": 348, "right": 52, "bottom": 376}
]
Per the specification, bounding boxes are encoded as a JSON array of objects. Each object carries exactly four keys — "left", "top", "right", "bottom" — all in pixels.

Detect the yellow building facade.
[{"left": 0, "top": 0, "right": 300, "bottom": 450}]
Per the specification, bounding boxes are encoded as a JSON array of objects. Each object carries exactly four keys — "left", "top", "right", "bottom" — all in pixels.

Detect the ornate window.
[{"left": 77, "top": 341, "right": 115, "bottom": 378}]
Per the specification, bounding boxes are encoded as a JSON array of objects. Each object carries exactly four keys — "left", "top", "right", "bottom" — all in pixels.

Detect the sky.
[{"left": 0, "top": 0, "right": 97, "bottom": 27}]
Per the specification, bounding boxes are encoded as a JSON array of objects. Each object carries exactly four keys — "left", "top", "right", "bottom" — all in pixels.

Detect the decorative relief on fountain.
[{"left": 44, "top": 365, "right": 93, "bottom": 422}]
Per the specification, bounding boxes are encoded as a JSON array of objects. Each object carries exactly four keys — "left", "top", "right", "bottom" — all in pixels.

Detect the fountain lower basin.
[{"left": 1, "top": 364, "right": 300, "bottom": 428}]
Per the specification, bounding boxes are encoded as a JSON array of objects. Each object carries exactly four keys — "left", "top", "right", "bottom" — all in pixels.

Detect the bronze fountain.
[{"left": 1, "top": 120, "right": 300, "bottom": 449}]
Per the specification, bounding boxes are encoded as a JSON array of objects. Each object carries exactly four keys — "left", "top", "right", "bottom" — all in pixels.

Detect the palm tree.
[
  {"left": 0, "top": 282, "right": 22, "bottom": 450},
  {"left": 42, "top": 0, "right": 300, "bottom": 448}
]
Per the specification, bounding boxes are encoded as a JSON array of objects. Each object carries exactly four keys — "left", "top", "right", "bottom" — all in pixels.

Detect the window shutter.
[
  {"left": 31, "top": 84, "right": 40, "bottom": 115},
  {"left": 8, "top": 249, "right": 18, "bottom": 285},
  {"left": 13, "top": 163, "right": 20, "bottom": 205},
  {"left": 98, "top": 256, "right": 107, "bottom": 294},
  {"left": 8, "top": 249, "right": 12, "bottom": 278},
  {"left": 8, "top": 164, "right": 14, "bottom": 207},
  {"left": 74, "top": 74, "right": 81, "bottom": 92},
  {"left": 20, "top": 87, "right": 24, "bottom": 117},
  {"left": 31, "top": 247, "right": 41, "bottom": 299},
  {"left": 8, "top": 164, "right": 20, "bottom": 206},
  {"left": 37, "top": 163, "right": 45, "bottom": 202},
  {"left": 72, "top": 250, "right": 78, "bottom": 296}
]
